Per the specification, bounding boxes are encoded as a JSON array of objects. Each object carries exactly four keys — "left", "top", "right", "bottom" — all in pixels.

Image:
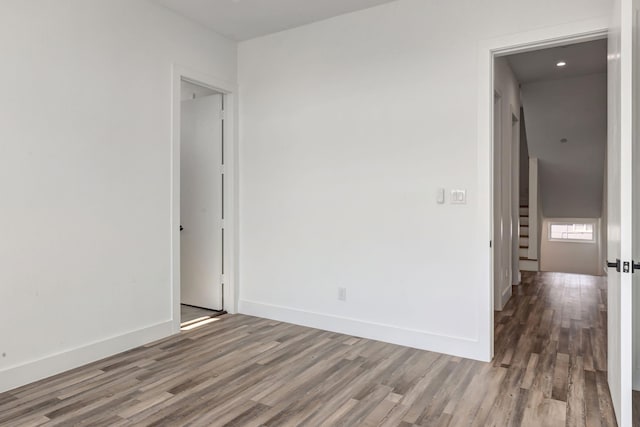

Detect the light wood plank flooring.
[
  {"left": 0, "top": 272, "right": 617, "bottom": 426},
  {"left": 180, "top": 304, "right": 223, "bottom": 324}
]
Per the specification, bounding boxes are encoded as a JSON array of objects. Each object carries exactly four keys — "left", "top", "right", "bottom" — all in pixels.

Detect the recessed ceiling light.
[{"left": 556, "top": 61, "right": 567, "bottom": 67}]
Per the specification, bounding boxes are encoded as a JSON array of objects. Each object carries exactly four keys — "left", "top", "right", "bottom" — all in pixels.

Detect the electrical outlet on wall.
[{"left": 338, "top": 287, "right": 347, "bottom": 301}]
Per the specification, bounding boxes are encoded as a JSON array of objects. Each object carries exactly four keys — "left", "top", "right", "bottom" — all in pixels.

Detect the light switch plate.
[{"left": 450, "top": 189, "right": 466, "bottom": 204}]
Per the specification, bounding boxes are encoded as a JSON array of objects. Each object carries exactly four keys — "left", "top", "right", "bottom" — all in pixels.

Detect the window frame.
[{"left": 547, "top": 220, "right": 597, "bottom": 244}]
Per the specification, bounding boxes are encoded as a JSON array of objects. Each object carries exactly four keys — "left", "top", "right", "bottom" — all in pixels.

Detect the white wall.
[
  {"left": 540, "top": 218, "right": 602, "bottom": 275},
  {"left": 519, "top": 110, "right": 530, "bottom": 205},
  {"left": 521, "top": 73, "right": 608, "bottom": 219},
  {"left": 602, "top": 152, "right": 609, "bottom": 274},
  {"left": 529, "top": 158, "right": 541, "bottom": 262},
  {"left": 237, "top": 0, "right": 610, "bottom": 360},
  {"left": 0, "top": 0, "right": 236, "bottom": 393}
]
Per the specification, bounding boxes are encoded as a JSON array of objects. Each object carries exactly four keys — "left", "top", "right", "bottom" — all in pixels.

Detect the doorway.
[
  {"left": 179, "top": 80, "right": 225, "bottom": 323},
  {"left": 484, "top": 26, "right": 629, "bottom": 423},
  {"left": 493, "top": 39, "right": 609, "bottom": 343},
  {"left": 479, "top": 11, "right": 640, "bottom": 424},
  {"left": 170, "top": 66, "right": 238, "bottom": 333},
  {"left": 492, "top": 87, "right": 520, "bottom": 312}
]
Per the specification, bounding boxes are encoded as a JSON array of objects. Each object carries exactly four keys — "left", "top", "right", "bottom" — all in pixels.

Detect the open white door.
[
  {"left": 180, "top": 93, "right": 224, "bottom": 311},
  {"left": 635, "top": 0, "right": 640, "bottom": 413},
  {"left": 607, "top": 0, "right": 636, "bottom": 424}
]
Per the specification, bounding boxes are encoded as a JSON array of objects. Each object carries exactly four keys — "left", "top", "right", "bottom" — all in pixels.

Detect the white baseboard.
[
  {"left": 519, "top": 260, "right": 539, "bottom": 271},
  {"left": 513, "top": 271, "right": 522, "bottom": 285},
  {"left": 634, "top": 367, "right": 640, "bottom": 391},
  {"left": 239, "top": 300, "right": 485, "bottom": 361},
  {"left": 0, "top": 321, "right": 174, "bottom": 394},
  {"left": 502, "top": 285, "right": 513, "bottom": 307}
]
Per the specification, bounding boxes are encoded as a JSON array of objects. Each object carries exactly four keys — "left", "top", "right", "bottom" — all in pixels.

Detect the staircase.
[{"left": 518, "top": 205, "right": 539, "bottom": 271}]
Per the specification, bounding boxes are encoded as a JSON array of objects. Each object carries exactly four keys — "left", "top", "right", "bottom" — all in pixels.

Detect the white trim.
[
  {"left": 171, "top": 65, "right": 239, "bottom": 335},
  {"left": 546, "top": 218, "right": 598, "bottom": 243},
  {"left": 477, "top": 17, "right": 609, "bottom": 362},
  {"left": 528, "top": 158, "right": 540, "bottom": 261},
  {"left": 239, "top": 300, "right": 485, "bottom": 360},
  {"left": 510, "top": 105, "right": 521, "bottom": 286},
  {"left": 501, "top": 284, "right": 513, "bottom": 309},
  {"left": 616, "top": 0, "right": 637, "bottom": 423},
  {"left": 519, "top": 259, "right": 539, "bottom": 271},
  {"left": 0, "top": 321, "right": 173, "bottom": 394}
]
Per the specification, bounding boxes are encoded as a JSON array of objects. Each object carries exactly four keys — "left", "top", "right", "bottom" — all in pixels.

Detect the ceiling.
[
  {"left": 153, "top": 0, "right": 399, "bottom": 41},
  {"left": 522, "top": 73, "right": 607, "bottom": 218},
  {"left": 508, "top": 39, "right": 608, "bottom": 218},
  {"left": 507, "top": 39, "right": 607, "bottom": 84}
]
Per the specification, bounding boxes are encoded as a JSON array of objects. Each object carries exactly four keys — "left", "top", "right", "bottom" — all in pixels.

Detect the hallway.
[
  {"left": 0, "top": 272, "right": 617, "bottom": 426},
  {"left": 494, "top": 271, "right": 615, "bottom": 425}
]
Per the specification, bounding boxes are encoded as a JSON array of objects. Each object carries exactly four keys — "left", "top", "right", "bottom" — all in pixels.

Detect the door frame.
[
  {"left": 476, "top": 17, "right": 609, "bottom": 360},
  {"left": 170, "top": 64, "right": 239, "bottom": 333},
  {"left": 492, "top": 88, "right": 505, "bottom": 312},
  {"left": 510, "top": 106, "right": 521, "bottom": 286}
]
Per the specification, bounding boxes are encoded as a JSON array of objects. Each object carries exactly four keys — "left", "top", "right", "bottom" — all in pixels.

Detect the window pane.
[{"left": 550, "top": 223, "right": 594, "bottom": 241}]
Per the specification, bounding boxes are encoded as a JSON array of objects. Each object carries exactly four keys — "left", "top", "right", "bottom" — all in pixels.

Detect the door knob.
[
  {"left": 607, "top": 259, "right": 621, "bottom": 272},
  {"left": 180, "top": 225, "right": 184, "bottom": 231},
  {"left": 633, "top": 261, "right": 640, "bottom": 273}
]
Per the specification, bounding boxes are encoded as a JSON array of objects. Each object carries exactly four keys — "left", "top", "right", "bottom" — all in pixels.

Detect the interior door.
[
  {"left": 494, "top": 92, "right": 504, "bottom": 311},
  {"left": 501, "top": 108, "right": 513, "bottom": 298},
  {"left": 180, "top": 94, "right": 223, "bottom": 311},
  {"left": 634, "top": 0, "right": 640, "bottom": 417},
  {"left": 607, "top": 0, "right": 636, "bottom": 423}
]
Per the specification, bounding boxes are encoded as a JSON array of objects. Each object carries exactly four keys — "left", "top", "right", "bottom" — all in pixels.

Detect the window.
[{"left": 549, "top": 222, "right": 595, "bottom": 242}]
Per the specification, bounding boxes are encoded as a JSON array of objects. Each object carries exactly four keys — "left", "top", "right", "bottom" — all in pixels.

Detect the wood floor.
[
  {"left": 0, "top": 272, "right": 618, "bottom": 426},
  {"left": 180, "top": 304, "right": 223, "bottom": 324}
]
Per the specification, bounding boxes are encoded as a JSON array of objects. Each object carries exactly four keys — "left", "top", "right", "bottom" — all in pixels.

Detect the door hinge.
[
  {"left": 220, "top": 274, "right": 225, "bottom": 284},
  {"left": 221, "top": 219, "right": 225, "bottom": 228},
  {"left": 220, "top": 109, "right": 225, "bottom": 120},
  {"left": 220, "top": 164, "right": 225, "bottom": 174}
]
